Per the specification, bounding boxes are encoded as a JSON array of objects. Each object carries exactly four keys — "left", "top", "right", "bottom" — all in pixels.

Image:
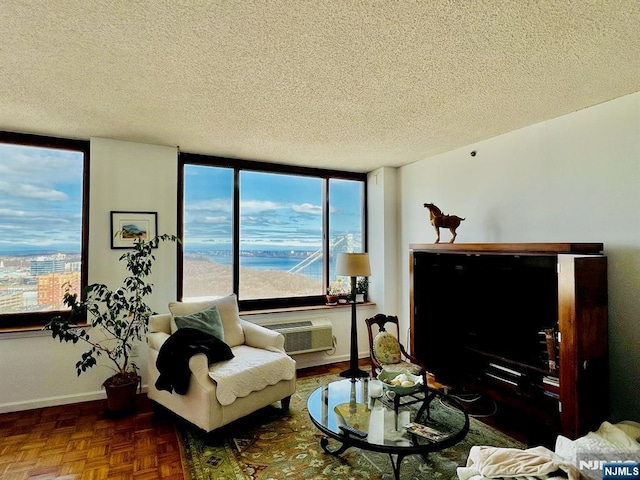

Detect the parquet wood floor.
[
  {"left": 0, "top": 395, "right": 183, "bottom": 480},
  {"left": 0, "top": 361, "right": 355, "bottom": 480}
]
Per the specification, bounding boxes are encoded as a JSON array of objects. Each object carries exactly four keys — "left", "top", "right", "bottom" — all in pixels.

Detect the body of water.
[{"left": 198, "top": 252, "right": 330, "bottom": 281}]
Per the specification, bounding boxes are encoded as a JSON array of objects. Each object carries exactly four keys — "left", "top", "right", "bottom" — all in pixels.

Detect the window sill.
[
  {"left": 0, "top": 327, "right": 50, "bottom": 339},
  {"left": 240, "top": 301, "right": 376, "bottom": 317},
  {"left": 1, "top": 303, "right": 377, "bottom": 335}
]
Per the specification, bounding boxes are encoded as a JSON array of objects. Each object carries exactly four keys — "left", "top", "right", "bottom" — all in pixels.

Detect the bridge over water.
[{"left": 287, "top": 234, "right": 359, "bottom": 276}]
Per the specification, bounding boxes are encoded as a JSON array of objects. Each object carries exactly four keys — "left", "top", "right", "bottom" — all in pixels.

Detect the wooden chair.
[
  {"left": 365, "top": 313, "right": 427, "bottom": 380},
  {"left": 366, "top": 313, "right": 440, "bottom": 426}
]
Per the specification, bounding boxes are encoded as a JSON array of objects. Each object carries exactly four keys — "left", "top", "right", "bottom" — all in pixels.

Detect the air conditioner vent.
[
  {"left": 262, "top": 317, "right": 333, "bottom": 355},
  {"left": 264, "top": 321, "right": 313, "bottom": 330}
]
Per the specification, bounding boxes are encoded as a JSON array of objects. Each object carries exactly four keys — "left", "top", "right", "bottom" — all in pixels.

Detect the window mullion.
[
  {"left": 233, "top": 168, "right": 240, "bottom": 295},
  {"left": 323, "top": 178, "right": 330, "bottom": 293}
]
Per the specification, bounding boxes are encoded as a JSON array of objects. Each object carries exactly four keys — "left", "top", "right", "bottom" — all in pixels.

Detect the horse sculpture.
[{"left": 423, "top": 203, "right": 465, "bottom": 243}]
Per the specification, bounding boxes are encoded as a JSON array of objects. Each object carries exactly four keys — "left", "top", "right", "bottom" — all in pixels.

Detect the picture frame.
[{"left": 110, "top": 211, "right": 158, "bottom": 249}]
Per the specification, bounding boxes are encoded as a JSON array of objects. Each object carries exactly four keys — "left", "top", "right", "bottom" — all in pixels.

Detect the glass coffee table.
[{"left": 307, "top": 378, "right": 469, "bottom": 480}]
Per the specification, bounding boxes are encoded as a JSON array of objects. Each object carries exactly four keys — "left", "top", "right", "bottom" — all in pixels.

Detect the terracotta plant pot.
[{"left": 325, "top": 294, "right": 338, "bottom": 305}]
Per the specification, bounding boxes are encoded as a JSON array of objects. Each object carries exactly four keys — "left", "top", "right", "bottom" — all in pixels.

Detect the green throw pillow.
[{"left": 174, "top": 305, "right": 225, "bottom": 342}]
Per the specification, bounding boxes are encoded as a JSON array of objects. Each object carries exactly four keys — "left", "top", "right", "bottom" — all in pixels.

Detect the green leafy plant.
[
  {"left": 356, "top": 277, "right": 369, "bottom": 295},
  {"left": 44, "top": 233, "right": 179, "bottom": 387}
]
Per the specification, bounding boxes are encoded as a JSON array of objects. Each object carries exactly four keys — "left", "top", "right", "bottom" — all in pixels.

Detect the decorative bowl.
[{"left": 377, "top": 370, "right": 423, "bottom": 395}]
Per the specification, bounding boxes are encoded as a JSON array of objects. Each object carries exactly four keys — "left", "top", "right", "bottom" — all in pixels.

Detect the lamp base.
[{"left": 339, "top": 367, "right": 369, "bottom": 379}]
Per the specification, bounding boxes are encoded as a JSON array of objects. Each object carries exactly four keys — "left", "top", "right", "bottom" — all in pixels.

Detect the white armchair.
[{"left": 147, "top": 295, "right": 297, "bottom": 432}]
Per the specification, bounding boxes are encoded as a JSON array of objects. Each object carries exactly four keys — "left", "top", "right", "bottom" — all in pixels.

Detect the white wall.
[
  {"left": 398, "top": 92, "right": 640, "bottom": 422},
  {"left": 368, "top": 167, "right": 400, "bottom": 315}
]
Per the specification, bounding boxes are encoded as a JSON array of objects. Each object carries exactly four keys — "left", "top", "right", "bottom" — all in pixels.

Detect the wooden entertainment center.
[{"left": 409, "top": 243, "right": 608, "bottom": 442}]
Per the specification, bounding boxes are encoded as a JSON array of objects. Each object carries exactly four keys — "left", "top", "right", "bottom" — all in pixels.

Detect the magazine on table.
[{"left": 404, "top": 422, "right": 446, "bottom": 440}]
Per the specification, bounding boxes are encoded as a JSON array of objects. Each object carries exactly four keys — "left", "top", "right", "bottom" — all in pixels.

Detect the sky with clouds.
[
  {"left": 184, "top": 165, "right": 363, "bottom": 251},
  {"left": 0, "top": 143, "right": 362, "bottom": 255},
  {"left": 0, "top": 143, "right": 83, "bottom": 254}
]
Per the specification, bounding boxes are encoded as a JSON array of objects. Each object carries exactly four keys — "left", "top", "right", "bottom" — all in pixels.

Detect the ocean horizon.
[{"left": 189, "top": 250, "right": 330, "bottom": 281}]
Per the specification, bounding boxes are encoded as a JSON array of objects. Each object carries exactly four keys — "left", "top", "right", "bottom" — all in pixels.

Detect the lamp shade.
[{"left": 335, "top": 253, "right": 371, "bottom": 277}]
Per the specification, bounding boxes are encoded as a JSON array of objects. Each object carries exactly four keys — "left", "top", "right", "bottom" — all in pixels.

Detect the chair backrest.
[
  {"left": 365, "top": 313, "right": 402, "bottom": 375},
  {"left": 365, "top": 313, "right": 400, "bottom": 343}
]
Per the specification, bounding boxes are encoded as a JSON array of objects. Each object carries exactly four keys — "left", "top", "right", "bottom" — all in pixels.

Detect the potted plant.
[
  {"left": 44, "top": 233, "right": 179, "bottom": 415},
  {"left": 326, "top": 278, "right": 348, "bottom": 305},
  {"left": 356, "top": 277, "right": 369, "bottom": 303}
]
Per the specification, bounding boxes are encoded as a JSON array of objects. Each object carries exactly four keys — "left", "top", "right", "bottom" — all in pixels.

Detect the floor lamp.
[{"left": 336, "top": 252, "right": 371, "bottom": 378}]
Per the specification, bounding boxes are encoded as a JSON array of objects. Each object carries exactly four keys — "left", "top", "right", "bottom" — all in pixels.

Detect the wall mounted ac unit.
[{"left": 262, "top": 317, "right": 333, "bottom": 355}]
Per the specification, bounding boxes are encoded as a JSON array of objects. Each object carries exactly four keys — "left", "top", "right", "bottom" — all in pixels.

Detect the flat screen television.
[{"left": 411, "top": 252, "right": 558, "bottom": 385}]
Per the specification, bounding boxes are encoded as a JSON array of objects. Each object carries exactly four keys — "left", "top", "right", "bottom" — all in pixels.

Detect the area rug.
[{"left": 176, "top": 375, "right": 525, "bottom": 480}]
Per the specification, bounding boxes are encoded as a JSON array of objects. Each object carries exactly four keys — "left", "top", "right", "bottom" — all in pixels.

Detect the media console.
[{"left": 409, "top": 243, "right": 608, "bottom": 440}]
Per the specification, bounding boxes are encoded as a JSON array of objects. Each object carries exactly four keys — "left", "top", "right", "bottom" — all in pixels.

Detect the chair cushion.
[
  {"left": 173, "top": 305, "right": 225, "bottom": 342},
  {"left": 208, "top": 345, "right": 297, "bottom": 406},
  {"left": 373, "top": 331, "right": 402, "bottom": 364},
  {"left": 168, "top": 294, "right": 245, "bottom": 347}
]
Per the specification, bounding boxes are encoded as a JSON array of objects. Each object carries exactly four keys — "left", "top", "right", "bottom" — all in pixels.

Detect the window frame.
[
  {"left": 178, "top": 153, "right": 367, "bottom": 311},
  {"left": 0, "top": 131, "right": 90, "bottom": 331}
]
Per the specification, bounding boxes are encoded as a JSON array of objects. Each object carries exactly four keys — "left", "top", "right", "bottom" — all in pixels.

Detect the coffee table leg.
[
  {"left": 388, "top": 453, "right": 407, "bottom": 480},
  {"left": 320, "top": 437, "right": 406, "bottom": 480},
  {"left": 416, "top": 389, "right": 437, "bottom": 422},
  {"left": 319, "top": 436, "right": 350, "bottom": 455}
]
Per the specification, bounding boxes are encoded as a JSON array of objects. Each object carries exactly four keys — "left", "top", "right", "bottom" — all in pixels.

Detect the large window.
[
  {"left": 180, "top": 155, "right": 366, "bottom": 310},
  {"left": 0, "top": 132, "right": 89, "bottom": 330}
]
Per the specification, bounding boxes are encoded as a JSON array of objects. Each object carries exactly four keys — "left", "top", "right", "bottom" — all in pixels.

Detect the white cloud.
[
  {"left": 0, "top": 208, "right": 42, "bottom": 218},
  {"left": 0, "top": 147, "right": 83, "bottom": 185},
  {"left": 240, "top": 200, "right": 283, "bottom": 214},
  {"left": 0, "top": 182, "right": 67, "bottom": 201},
  {"left": 187, "top": 199, "right": 232, "bottom": 213},
  {"left": 201, "top": 216, "right": 228, "bottom": 224},
  {"left": 188, "top": 199, "right": 323, "bottom": 218},
  {"left": 291, "top": 203, "right": 322, "bottom": 215}
]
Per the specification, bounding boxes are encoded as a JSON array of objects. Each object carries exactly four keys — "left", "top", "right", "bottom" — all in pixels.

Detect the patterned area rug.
[{"left": 176, "top": 375, "right": 525, "bottom": 480}]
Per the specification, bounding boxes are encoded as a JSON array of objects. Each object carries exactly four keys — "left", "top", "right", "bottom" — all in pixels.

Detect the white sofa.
[{"left": 147, "top": 295, "right": 297, "bottom": 433}]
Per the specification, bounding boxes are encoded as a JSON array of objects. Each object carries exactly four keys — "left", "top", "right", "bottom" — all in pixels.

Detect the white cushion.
[
  {"left": 208, "top": 345, "right": 296, "bottom": 406},
  {"left": 168, "top": 294, "right": 245, "bottom": 347}
]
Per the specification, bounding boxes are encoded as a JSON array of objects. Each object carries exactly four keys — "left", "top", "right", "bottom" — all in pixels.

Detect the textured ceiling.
[{"left": 1, "top": 1, "right": 639, "bottom": 172}]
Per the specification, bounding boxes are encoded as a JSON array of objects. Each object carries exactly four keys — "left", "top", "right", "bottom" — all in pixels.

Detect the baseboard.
[{"left": 0, "top": 385, "right": 150, "bottom": 414}]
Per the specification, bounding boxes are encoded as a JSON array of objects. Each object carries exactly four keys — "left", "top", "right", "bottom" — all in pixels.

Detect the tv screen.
[{"left": 412, "top": 252, "right": 558, "bottom": 384}]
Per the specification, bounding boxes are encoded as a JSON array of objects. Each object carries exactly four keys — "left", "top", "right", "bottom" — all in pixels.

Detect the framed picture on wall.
[{"left": 110, "top": 211, "right": 158, "bottom": 249}]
